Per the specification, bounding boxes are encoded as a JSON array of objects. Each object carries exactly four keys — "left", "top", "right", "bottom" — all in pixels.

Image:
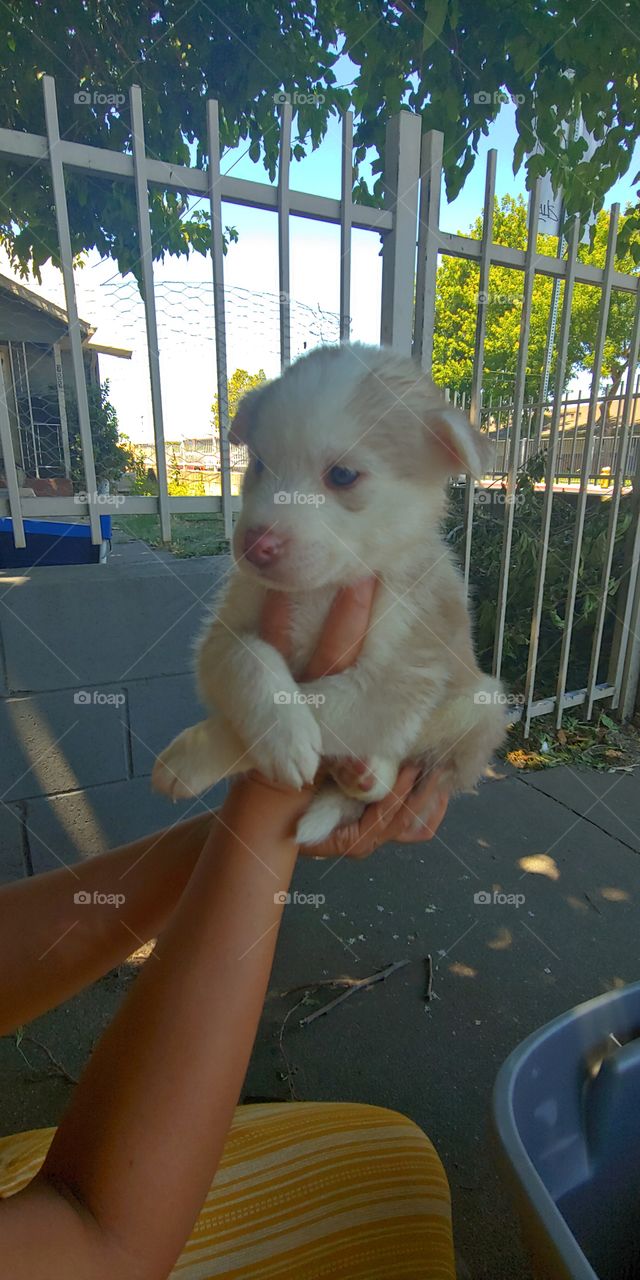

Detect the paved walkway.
[{"left": 1, "top": 759, "right": 638, "bottom": 1277}]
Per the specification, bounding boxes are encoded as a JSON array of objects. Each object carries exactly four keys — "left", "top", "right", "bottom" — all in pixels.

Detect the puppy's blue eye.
[
  {"left": 254, "top": 456, "right": 265, "bottom": 475},
  {"left": 327, "top": 465, "right": 360, "bottom": 489}
]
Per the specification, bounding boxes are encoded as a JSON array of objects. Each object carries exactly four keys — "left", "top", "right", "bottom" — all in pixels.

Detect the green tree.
[
  {"left": 211, "top": 367, "right": 268, "bottom": 431},
  {"left": 433, "top": 199, "right": 640, "bottom": 402},
  {"left": 2, "top": 2, "right": 640, "bottom": 277},
  {"left": 67, "top": 379, "right": 135, "bottom": 489}
]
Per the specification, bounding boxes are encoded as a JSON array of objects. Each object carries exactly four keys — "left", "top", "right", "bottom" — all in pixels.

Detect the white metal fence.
[{"left": 0, "top": 78, "right": 639, "bottom": 727}]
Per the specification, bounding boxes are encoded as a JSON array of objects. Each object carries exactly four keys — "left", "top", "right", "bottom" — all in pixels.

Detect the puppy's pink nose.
[{"left": 243, "top": 526, "right": 287, "bottom": 568}]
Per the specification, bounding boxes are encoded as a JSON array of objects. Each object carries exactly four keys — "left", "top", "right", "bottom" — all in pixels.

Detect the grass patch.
[
  {"left": 113, "top": 513, "right": 230, "bottom": 557},
  {"left": 505, "top": 712, "right": 640, "bottom": 773}
]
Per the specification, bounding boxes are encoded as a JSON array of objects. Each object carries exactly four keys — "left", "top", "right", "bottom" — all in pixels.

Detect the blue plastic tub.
[
  {"left": 0, "top": 516, "right": 111, "bottom": 568},
  {"left": 493, "top": 981, "right": 640, "bottom": 1279}
]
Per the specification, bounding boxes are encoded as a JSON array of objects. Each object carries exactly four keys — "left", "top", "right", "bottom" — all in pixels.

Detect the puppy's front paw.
[
  {"left": 152, "top": 722, "right": 224, "bottom": 800},
  {"left": 251, "top": 704, "right": 322, "bottom": 789},
  {"left": 331, "top": 755, "right": 397, "bottom": 802}
]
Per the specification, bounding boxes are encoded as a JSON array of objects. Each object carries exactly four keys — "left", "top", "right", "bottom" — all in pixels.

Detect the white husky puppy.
[{"left": 152, "top": 344, "right": 506, "bottom": 843}]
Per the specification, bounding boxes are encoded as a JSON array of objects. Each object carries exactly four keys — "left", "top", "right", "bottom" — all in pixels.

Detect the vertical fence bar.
[
  {"left": 21, "top": 343, "right": 39, "bottom": 478},
  {"left": 0, "top": 355, "right": 25, "bottom": 547},
  {"left": 414, "top": 128, "right": 443, "bottom": 368},
  {"left": 611, "top": 390, "right": 625, "bottom": 476},
  {"left": 461, "top": 149, "right": 497, "bottom": 590},
  {"left": 554, "top": 204, "right": 620, "bottom": 726},
  {"left": 42, "top": 75, "right": 101, "bottom": 543},
  {"left": 615, "top": 392, "right": 640, "bottom": 718},
  {"left": 586, "top": 282, "right": 640, "bottom": 717},
  {"left": 492, "top": 179, "right": 541, "bottom": 679},
  {"left": 277, "top": 101, "right": 292, "bottom": 369},
  {"left": 381, "top": 111, "right": 421, "bottom": 355},
  {"left": 617, "top": 499, "right": 640, "bottom": 719},
  {"left": 609, "top": 286, "right": 640, "bottom": 715},
  {"left": 594, "top": 398, "right": 606, "bottom": 477},
  {"left": 207, "top": 98, "right": 233, "bottom": 540},
  {"left": 52, "top": 342, "right": 71, "bottom": 479},
  {"left": 569, "top": 391, "right": 581, "bottom": 480},
  {"left": 494, "top": 395, "right": 501, "bottom": 475},
  {"left": 129, "top": 84, "right": 171, "bottom": 543},
  {"left": 558, "top": 393, "right": 569, "bottom": 478},
  {"left": 522, "top": 216, "right": 580, "bottom": 735},
  {"left": 339, "top": 110, "right": 353, "bottom": 342}
]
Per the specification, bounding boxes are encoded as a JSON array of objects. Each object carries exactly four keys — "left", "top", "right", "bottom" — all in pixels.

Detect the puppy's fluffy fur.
[{"left": 153, "top": 344, "right": 506, "bottom": 842}]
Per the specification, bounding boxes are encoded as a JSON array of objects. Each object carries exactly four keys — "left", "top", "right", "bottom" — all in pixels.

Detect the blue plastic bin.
[
  {"left": 493, "top": 981, "right": 640, "bottom": 1279},
  {"left": 0, "top": 516, "right": 111, "bottom": 568}
]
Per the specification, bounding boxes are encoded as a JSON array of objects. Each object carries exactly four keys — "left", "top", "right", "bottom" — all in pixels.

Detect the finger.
[
  {"left": 259, "top": 591, "right": 293, "bottom": 660},
  {"left": 299, "top": 819, "right": 365, "bottom": 859},
  {"left": 394, "top": 769, "right": 451, "bottom": 843},
  {"left": 302, "top": 577, "right": 377, "bottom": 680},
  {"left": 397, "top": 767, "right": 448, "bottom": 827},
  {"left": 395, "top": 790, "right": 449, "bottom": 843}
]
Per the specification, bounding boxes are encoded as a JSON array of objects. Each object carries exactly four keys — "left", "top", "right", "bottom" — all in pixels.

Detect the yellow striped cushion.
[{"left": 0, "top": 1101, "right": 455, "bottom": 1278}]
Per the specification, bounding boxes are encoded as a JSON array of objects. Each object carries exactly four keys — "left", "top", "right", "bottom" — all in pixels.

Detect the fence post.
[
  {"left": 340, "top": 111, "right": 354, "bottom": 342},
  {"left": 380, "top": 111, "right": 422, "bottom": 355},
  {"left": 414, "top": 129, "right": 443, "bottom": 369},
  {"left": 461, "top": 147, "right": 497, "bottom": 590},
  {"left": 129, "top": 84, "right": 172, "bottom": 543},
  {"left": 277, "top": 102, "right": 292, "bottom": 369},
  {"left": 42, "top": 75, "right": 102, "bottom": 543},
  {"left": 207, "top": 99, "right": 233, "bottom": 541}
]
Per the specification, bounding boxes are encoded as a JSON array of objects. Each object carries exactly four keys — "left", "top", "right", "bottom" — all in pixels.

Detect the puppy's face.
[{"left": 231, "top": 344, "right": 487, "bottom": 592}]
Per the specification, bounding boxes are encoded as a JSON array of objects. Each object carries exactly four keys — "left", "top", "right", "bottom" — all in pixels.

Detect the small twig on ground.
[
  {"left": 277, "top": 995, "right": 309, "bottom": 1100},
  {"left": 299, "top": 959, "right": 410, "bottom": 1028},
  {"left": 281, "top": 977, "right": 362, "bottom": 996},
  {"left": 424, "top": 954, "right": 434, "bottom": 1003},
  {"left": 14, "top": 1033, "right": 79, "bottom": 1086}
]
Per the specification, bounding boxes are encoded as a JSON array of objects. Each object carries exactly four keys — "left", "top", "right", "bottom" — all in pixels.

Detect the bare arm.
[
  {"left": 1, "top": 777, "right": 309, "bottom": 1280},
  {"left": 0, "top": 812, "right": 213, "bottom": 1037}
]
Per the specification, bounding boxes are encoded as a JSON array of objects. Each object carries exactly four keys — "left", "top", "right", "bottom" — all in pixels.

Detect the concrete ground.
[{"left": 1, "top": 755, "right": 639, "bottom": 1278}]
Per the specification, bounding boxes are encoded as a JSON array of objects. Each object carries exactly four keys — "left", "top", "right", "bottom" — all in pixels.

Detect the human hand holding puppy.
[{"left": 259, "top": 576, "right": 450, "bottom": 858}]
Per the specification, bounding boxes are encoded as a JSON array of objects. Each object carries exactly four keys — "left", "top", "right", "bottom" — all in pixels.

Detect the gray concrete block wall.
[{"left": 0, "top": 554, "right": 232, "bottom": 883}]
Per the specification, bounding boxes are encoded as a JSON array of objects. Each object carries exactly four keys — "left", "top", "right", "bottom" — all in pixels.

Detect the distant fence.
[
  {"left": 446, "top": 386, "right": 640, "bottom": 483},
  {"left": 0, "top": 79, "right": 639, "bottom": 729}
]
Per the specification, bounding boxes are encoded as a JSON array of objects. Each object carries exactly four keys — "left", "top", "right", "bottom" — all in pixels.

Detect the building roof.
[
  {"left": 0, "top": 274, "right": 133, "bottom": 360},
  {"left": 0, "top": 272, "right": 95, "bottom": 338}
]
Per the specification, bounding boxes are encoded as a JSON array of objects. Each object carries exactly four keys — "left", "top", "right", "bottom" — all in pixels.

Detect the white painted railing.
[{"left": 0, "top": 78, "right": 639, "bottom": 725}]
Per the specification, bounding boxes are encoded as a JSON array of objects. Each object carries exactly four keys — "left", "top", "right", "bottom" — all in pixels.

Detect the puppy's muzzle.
[{"left": 243, "top": 526, "right": 288, "bottom": 569}]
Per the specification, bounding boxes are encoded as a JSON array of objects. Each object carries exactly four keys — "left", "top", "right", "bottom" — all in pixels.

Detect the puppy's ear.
[
  {"left": 228, "top": 386, "right": 265, "bottom": 445},
  {"left": 423, "top": 406, "right": 489, "bottom": 479}
]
